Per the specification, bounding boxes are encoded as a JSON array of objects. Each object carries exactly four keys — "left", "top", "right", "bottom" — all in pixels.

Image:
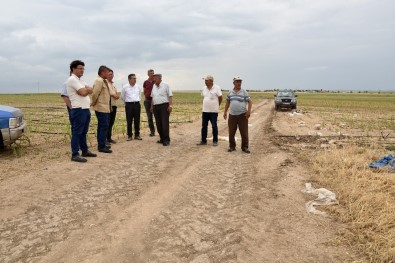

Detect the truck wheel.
[{"left": 275, "top": 105, "right": 280, "bottom": 111}]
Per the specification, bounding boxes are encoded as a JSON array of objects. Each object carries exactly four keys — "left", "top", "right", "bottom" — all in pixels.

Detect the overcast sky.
[{"left": 0, "top": 0, "right": 394, "bottom": 94}]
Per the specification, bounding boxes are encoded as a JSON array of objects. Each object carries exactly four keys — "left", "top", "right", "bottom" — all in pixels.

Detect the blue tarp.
[{"left": 369, "top": 154, "right": 395, "bottom": 171}]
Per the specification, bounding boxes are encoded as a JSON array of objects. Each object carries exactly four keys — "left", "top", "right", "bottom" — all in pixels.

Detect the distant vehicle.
[
  {"left": 274, "top": 89, "right": 297, "bottom": 111},
  {"left": 0, "top": 105, "right": 27, "bottom": 149}
]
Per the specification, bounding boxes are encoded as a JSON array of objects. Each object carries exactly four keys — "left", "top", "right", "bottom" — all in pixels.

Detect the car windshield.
[{"left": 277, "top": 91, "right": 293, "bottom": 97}]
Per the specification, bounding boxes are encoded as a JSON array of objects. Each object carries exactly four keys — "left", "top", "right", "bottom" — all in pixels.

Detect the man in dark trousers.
[
  {"left": 150, "top": 73, "right": 173, "bottom": 146},
  {"left": 223, "top": 77, "right": 252, "bottom": 153},
  {"left": 143, "top": 69, "right": 156, "bottom": 137},
  {"left": 107, "top": 69, "right": 119, "bottom": 144},
  {"left": 91, "top": 65, "right": 112, "bottom": 153},
  {"left": 121, "top": 74, "right": 142, "bottom": 141},
  {"left": 66, "top": 60, "right": 97, "bottom": 162}
]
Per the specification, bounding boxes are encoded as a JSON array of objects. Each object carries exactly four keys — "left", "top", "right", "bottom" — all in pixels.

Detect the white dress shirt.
[{"left": 121, "top": 83, "right": 142, "bottom": 102}]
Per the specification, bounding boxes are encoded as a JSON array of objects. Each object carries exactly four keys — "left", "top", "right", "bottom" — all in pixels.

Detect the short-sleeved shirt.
[
  {"left": 121, "top": 83, "right": 142, "bottom": 102},
  {"left": 143, "top": 79, "right": 154, "bottom": 100},
  {"left": 151, "top": 82, "right": 173, "bottom": 105},
  {"left": 60, "top": 81, "right": 68, "bottom": 97},
  {"left": 226, "top": 88, "right": 250, "bottom": 115},
  {"left": 202, "top": 84, "right": 222, "bottom": 113},
  {"left": 67, "top": 74, "right": 91, "bottom": 109}
]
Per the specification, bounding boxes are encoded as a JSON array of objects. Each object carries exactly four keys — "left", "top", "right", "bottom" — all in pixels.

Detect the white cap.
[{"left": 203, "top": 75, "right": 214, "bottom": 81}]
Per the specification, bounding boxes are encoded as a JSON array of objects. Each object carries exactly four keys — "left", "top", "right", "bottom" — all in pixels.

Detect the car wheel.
[
  {"left": 0, "top": 134, "right": 4, "bottom": 150},
  {"left": 275, "top": 105, "right": 279, "bottom": 111}
]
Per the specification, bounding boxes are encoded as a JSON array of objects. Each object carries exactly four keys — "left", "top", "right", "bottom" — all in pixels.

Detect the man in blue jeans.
[
  {"left": 197, "top": 75, "right": 223, "bottom": 146},
  {"left": 66, "top": 60, "right": 97, "bottom": 162},
  {"left": 91, "top": 65, "right": 112, "bottom": 153}
]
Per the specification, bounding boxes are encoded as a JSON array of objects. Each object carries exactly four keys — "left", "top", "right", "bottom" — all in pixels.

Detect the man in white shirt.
[
  {"left": 197, "top": 75, "right": 222, "bottom": 146},
  {"left": 150, "top": 73, "right": 173, "bottom": 146},
  {"left": 67, "top": 60, "right": 97, "bottom": 162},
  {"left": 121, "top": 73, "right": 142, "bottom": 141}
]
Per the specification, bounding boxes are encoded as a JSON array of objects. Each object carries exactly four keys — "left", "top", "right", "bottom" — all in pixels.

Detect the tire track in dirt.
[
  {"left": 126, "top": 101, "right": 290, "bottom": 262},
  {"left": 0, "top": 100, "right": 355, "bottom": 262},
  {"left": 0, "top": 137, "right": 187, "bottom": 262}
]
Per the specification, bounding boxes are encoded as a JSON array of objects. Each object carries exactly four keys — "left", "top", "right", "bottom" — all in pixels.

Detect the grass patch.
[
  {"left": 294, "top": 92, "right": 395, "bottom": 262},
  {"left": 308, "top": 146, "right": 395, "bottom": 261}
]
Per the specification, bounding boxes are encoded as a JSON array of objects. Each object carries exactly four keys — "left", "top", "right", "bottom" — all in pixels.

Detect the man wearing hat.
[
  {"left": 223, "top": 77, "right": 252, "bottom": 153},
  {"left": 197, "top": 75, "right": 222, "bottom": 146},
  {"left": 150, "top": 73, "right": 173, "bottom": 146}
]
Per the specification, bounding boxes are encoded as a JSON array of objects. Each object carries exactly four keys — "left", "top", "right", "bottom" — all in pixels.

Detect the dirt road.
[{"left": 0, "top": 100, "right": 355, "bottom": 262}]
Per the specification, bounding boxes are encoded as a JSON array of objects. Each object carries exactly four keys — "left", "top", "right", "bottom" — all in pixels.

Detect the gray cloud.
[{"left": 0, "top": 0, "right": 394, "bottom": 94}]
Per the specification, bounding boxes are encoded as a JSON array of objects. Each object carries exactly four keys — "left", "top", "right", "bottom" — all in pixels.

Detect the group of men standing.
[
  {"left": 64, "top": 60, "right": 173, "bottom": 162},
  {"left": 63, "top": 59, "right": 252, "bottom": 163}
]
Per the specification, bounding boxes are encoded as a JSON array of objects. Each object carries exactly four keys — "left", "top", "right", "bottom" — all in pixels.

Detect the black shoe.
[
  {"left": 213, "top": 142, "right": 218, "bottom": 146},
  {"left": 71, "top": 155, "right": 87, "bottom": 162},
  {"left": 81, "top": 150, "right": 97, "bottom": 157},
  {"left": 127, "top": 137, "right": 133, "bottom": 141},
  {"left": 196, "top": 141, "right": 207, "bottom": 145},
  {"left": 135, "top": 136, "right": 142, "bottom": 140},
  {"left": 107, "top": 139, "right": 116, "bottom": 144},
  {"left": 157, "top": 140, "right": 163, "bottom": 144},
  {"left": 163, "top": 142, "right": 170, "bottom": 146},
  {"left": 98, "top": 148, "right": 112, "bottom": 153},
  {"left": 228, "top": 148, "right": 236, "bottom": 152},
  {"left": 242, "top": 148, "right": 251, "bottom": 154},
  {"left": 149, "top": 133, "right": 155, "bottom": 137}
]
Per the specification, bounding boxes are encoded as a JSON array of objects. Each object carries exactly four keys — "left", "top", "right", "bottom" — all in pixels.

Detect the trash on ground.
[
  {"left": 308, "top": 131, "right": 322, "bottom": 136},
  {"left": 369, "top": 154, "right": 395, "bottom": 172},
  {"left": 302, "top": 183, "right": 337, "bottom": 217},
  {"left": 288, "top": 112, "right": 303, "bottom": 117},
  {"left": 208, "top": 136, "right": 235, "bottom": 142}
]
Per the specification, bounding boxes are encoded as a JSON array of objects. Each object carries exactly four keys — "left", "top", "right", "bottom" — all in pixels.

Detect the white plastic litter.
[
  {"left": 298, "top": 121, "right": 306, "bottom": 127},
  {"left": 302, "top": 183, "right": 338, "bottom": 217},
  {"left": 308, "top": 131, "right": 322, "bottom": 136},
  {"left": 288, "top": 112, "right": 303, "bottom": 117},
  {"left": 207, "top": 136, "right": 236, "bottom": 142}
]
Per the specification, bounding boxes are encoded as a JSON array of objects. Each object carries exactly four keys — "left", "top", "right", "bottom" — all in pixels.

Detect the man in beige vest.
[
  {"left": 107, "top": 68, "right": 120, "bottom": 144},
  {"left": 91, "top": 65, "right": 112, "bottom": 153}
]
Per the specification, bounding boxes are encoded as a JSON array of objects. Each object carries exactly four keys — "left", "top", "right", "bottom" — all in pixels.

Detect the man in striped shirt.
[{"left": 223, "top": 77, "right": 252, "bottom": 153}]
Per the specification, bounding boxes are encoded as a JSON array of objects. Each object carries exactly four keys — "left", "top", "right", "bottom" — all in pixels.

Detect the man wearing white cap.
[
  {"left": 223, "top": 77, "right": 252, "bottom": 153},
  {"left": 150, "top": 73, "right": 173, "bottom": 146},
  {"left": 197, "top": 75, "right": 222, "bottom": 146}
]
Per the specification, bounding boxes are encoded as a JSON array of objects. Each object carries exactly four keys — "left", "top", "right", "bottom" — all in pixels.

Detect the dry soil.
[{"left": 0, "top": 100, "right": 356, "bottom": 262}]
